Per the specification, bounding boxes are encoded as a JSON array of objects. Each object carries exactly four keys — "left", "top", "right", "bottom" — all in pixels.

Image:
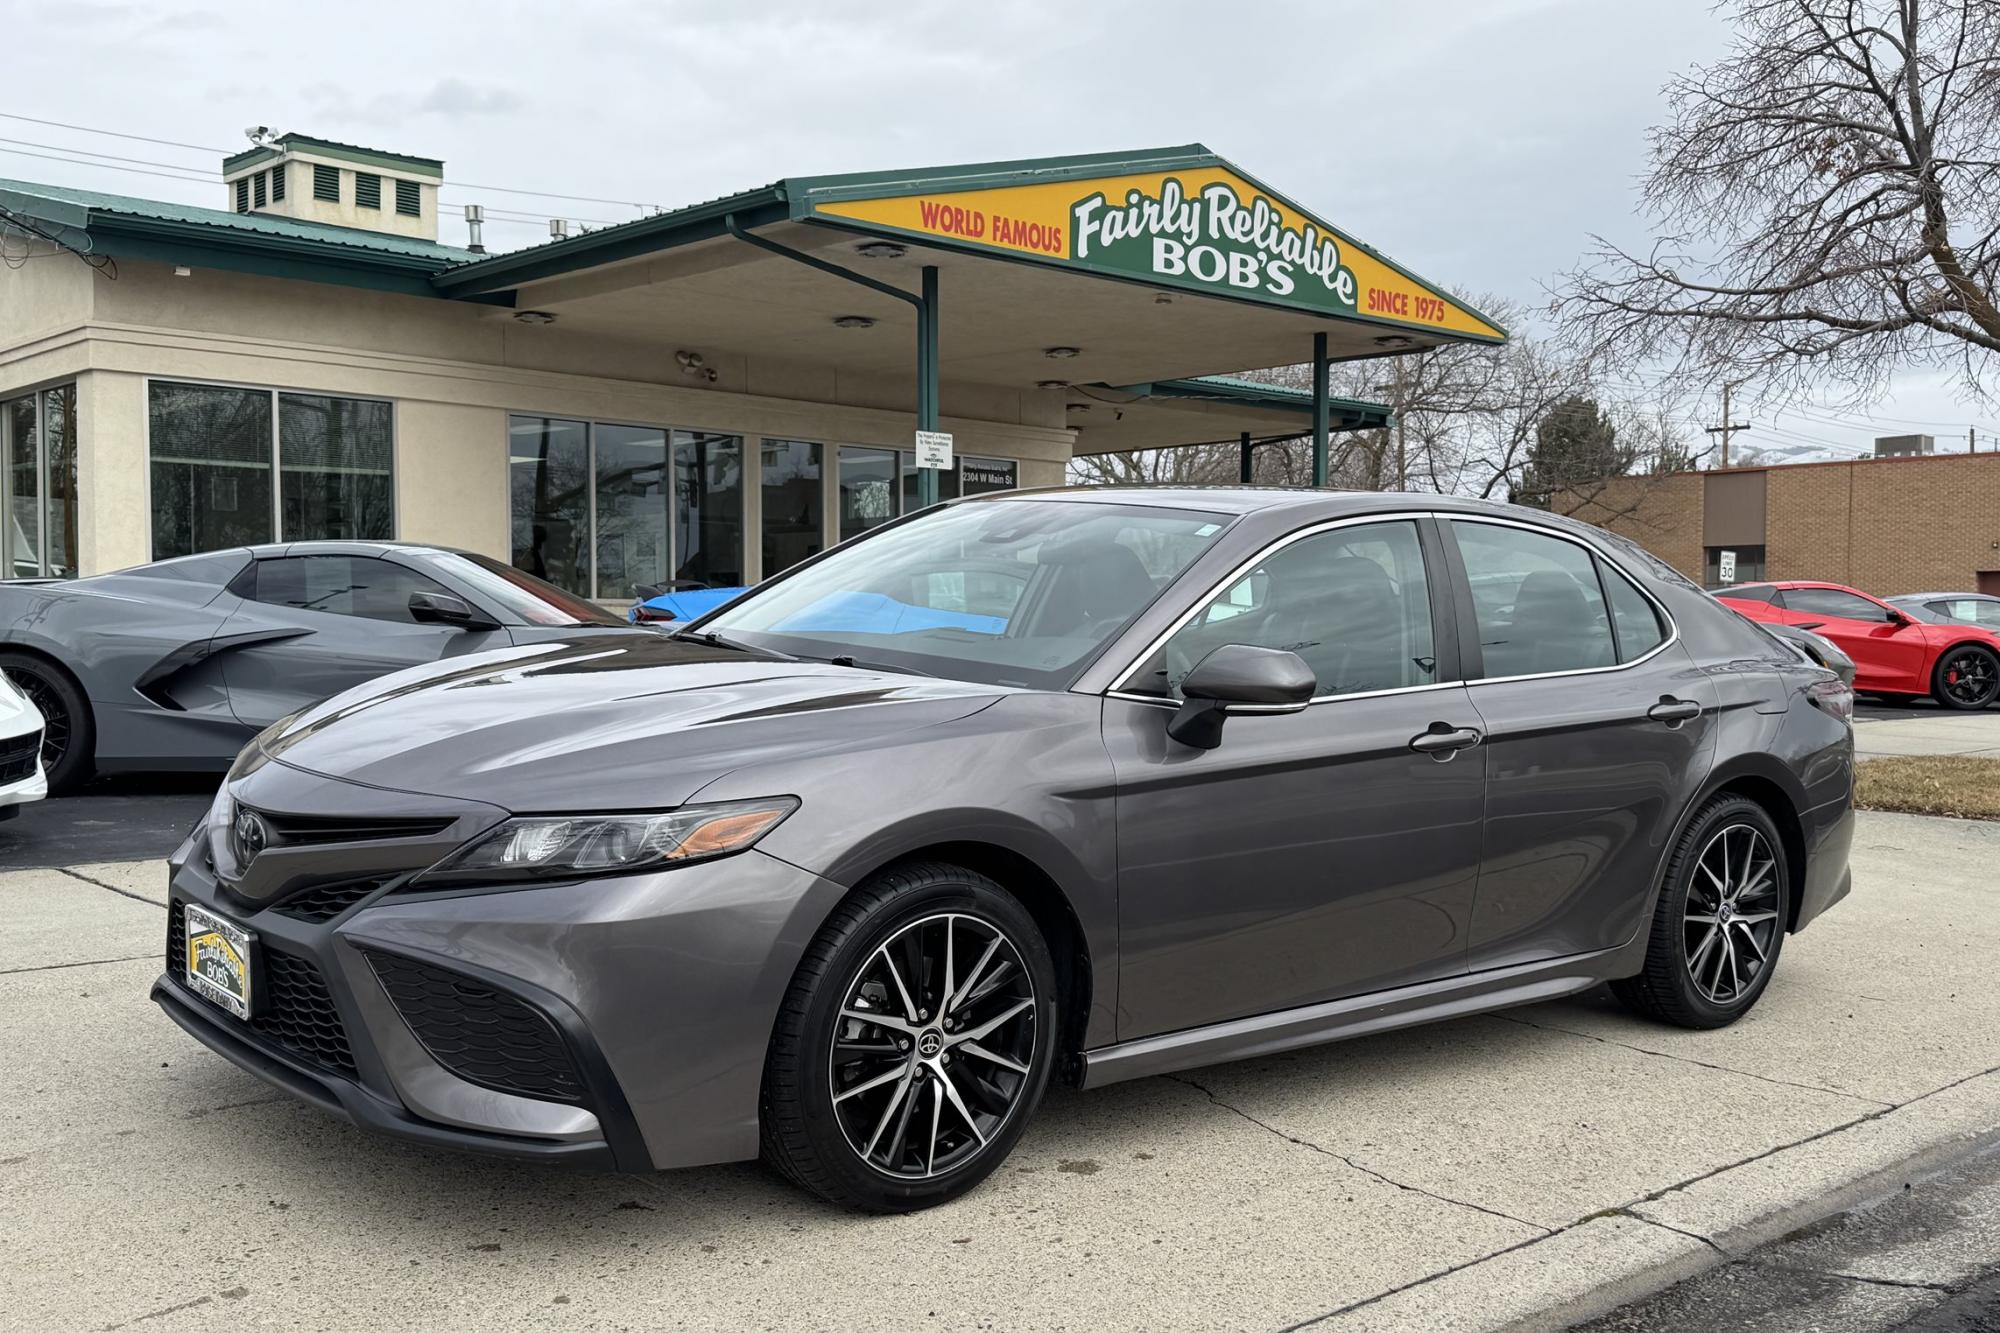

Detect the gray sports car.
[
  {"left": 154, "top": 489, "right": 1856, "bottom": 1212},
  {"left": 0, "top": 542, "right": 642, "bottom": 791}
]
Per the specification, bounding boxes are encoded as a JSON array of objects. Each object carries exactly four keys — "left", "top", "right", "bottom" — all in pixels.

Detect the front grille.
[
  {"left": 363, "top": 951, "right": 585, "bottom": 1104},
  {"left": 270, "top": 878, "right": 390, "bottom": 924},
  {"left": 254, "top": 811, "right": 456, "bottom": 846},
  {"left": 0, "top": 730, "right": 40, "bottom": 783},
  {"left": 167, "top": 903, "right": 357, "bottom": 1079}
]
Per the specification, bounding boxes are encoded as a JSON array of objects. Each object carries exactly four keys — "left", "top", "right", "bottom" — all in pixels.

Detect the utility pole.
[
  {"left": 1704, "top": 380, "right": 1752, "bottom": 467},
  {"left": 1393, "top": 357, "right": 1407, "bottom": 491},
  {"left": 1971, "top": 426, "right": 1978, "bottom": 455}
]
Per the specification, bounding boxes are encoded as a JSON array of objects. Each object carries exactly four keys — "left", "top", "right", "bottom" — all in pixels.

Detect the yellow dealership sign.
[{"left": 811, "top": 166, "right": 1505, "bottom": 342}]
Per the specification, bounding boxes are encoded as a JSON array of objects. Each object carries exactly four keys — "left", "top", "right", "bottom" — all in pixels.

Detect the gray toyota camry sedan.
[{"left": 155, "top": 488, "right": 1855, "bottom": 1212}]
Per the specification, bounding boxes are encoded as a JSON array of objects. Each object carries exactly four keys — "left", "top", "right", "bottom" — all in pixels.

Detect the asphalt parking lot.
[{"left": 4, "top": 793, "right": 1999, "bottom": 1331}]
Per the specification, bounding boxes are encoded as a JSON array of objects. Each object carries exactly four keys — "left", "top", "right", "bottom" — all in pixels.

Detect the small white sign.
[
  {"left": 914, "top": 430, "right": 954, "bottom": 470},
  {"left": 1718, "top": 549, "right": 1737, "bottom": 584}
]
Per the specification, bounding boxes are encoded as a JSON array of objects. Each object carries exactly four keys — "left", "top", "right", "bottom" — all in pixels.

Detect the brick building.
[{"left": 1562, "top": 451, "right": 2000, "bottom": 596}]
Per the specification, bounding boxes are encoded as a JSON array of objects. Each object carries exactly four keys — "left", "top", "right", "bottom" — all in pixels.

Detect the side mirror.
[
  {"left": 409, "top": 590, "right": 498, "bottom": 631},
  {"left": 1887, "top": 609, "right": 1911, "bottom": 626},
  {"left": 1166, "top": 644, "right": 1316, "bottom": 750}
]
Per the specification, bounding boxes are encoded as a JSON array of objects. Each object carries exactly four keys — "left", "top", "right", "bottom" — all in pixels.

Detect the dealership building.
[
  {"left": 1569, "top": 449, "right": 2000, "bottom": 598},
  {"left": 0, "top": 136, "right": 1501, "bottom": 598}
]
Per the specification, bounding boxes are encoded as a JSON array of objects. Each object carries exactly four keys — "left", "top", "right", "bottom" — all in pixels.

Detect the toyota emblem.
[{"left": 232, "top": 807, "right": 269, "bottom": 864}]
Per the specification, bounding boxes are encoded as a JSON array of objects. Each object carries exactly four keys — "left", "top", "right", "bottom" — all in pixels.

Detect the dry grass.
[{"left": 1855, "top": 755, "right": 2000, "bottom": 821}]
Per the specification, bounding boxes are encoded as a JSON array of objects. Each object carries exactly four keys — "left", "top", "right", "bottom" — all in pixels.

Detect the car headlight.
[{"left": 416, "top": 797, "right": 799, "bottom": 884}]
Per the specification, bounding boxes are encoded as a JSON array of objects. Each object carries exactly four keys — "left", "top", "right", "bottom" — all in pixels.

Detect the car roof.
[
  {"left": 234, "top": 540, "right": 470, "bottom": 560},
  {"left": 1892, "top": 591, "right": 1999, "bottom": 602},
  {"left": 977, "top": 485, "right": 1572, "bottom": 524}
]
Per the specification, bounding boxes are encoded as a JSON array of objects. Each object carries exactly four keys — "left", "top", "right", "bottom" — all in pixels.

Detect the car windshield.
[
  {"left": 429, "top": 551, "right": 628, "bottom": 627},
  {"left": 701, "top": 498, "right": 1232, "bottom": 689}
]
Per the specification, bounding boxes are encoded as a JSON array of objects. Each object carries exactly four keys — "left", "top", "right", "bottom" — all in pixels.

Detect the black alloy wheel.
[
  {"left": 1933, "top": 645, "right": 2000, "bottom": 711},
  {"left": 1612, "top": 794, "right": 1789, "bottom": 1029},
  {"left": 761, "top": 862, "right": 1058, "bottom": 1212},
  {"left": 0, "top": 652, "right": 92, "bottom": 793}
]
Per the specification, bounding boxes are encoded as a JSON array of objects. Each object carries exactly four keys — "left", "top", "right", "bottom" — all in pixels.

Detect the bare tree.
[{"left": 1553, "top": 0, "right": 2000, "bottom": 403}]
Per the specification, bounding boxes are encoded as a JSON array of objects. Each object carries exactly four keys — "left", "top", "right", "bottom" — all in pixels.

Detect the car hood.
[{"left": 245, "top": 636, "right": 1010, "bottom": 811}]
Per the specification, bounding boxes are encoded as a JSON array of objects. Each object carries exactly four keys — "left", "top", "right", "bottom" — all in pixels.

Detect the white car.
[{"left": 0, "top": 669, "right": 46, "bottom": 818}]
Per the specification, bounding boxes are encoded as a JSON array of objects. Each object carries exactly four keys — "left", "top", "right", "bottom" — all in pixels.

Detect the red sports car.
[{"left": 1716, "top": 580, "right": 2000, "bottom": 710}]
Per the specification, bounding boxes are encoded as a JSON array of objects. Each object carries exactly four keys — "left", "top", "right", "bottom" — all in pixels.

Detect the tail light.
[
  {"left": 1806, "top": 677, "right": 1854, "bottom": 723},
  {"left": 632, "top": 604, "right": 675, "bottom": 623}
]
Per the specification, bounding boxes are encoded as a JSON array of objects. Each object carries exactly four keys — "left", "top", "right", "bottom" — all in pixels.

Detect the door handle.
[
  {"left": 1648, "top": 698, "right": 1703, "bottom": 725},
  {"left": 1410, "top": 725, "right": 1482, "bottom": 759}
]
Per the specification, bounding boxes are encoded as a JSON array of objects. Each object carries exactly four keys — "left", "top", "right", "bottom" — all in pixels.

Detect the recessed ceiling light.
[
  {"left": 833, "top": 315, "right": 876, "bottom": 329},
  {"left": 1036, "top": 379, "right": 1070, "bottom": 390},
  {"left": 1067, "top": 402, "right": 1091, "bottom": 412},
  {"left": 1153, "top": 292, "right": 1174, "bottom": 304},
  {"left": 1374, "top": 334, "right": 1417, "bottom": 349},
  {"left": 513, "top": 310, "right": 557, "bottom": 325},
  {"left": 855, "top": 241, "right": 907, "bottom": 259},
  {"left": 1043, "top": 346, "right": 1081, "bottom": 360}
]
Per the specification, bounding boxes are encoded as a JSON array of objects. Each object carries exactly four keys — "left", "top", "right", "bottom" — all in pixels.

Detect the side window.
[
  {"left": 1784, "top": 587, "right": 1890, "bottom": 622},
  {"left": 1128, "top": 520, "right": 1437, "bottom": 700},
  {"left": 1602, "top": 562, "right": 1667, "bottom": 661},
  {"left": 1451, "top": 521, "right": 1616, "bottom": 679},
  {"left": 250, "top": 555, "right": 452, "bottom": 624}
]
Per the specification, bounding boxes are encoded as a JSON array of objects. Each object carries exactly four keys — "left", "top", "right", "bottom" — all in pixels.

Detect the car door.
[
  {"left": 217, "top": 553, "right": 512, "bottom": 728},
  {"left": 1445, "top": 517, "right": 1718, "bottom": 971},
  {"left": 1777, "top": 586, "right": 1927, "bottom": 693},
  {"left": 1104, "top": 515, "right": 1490, "bottom": 1041}
]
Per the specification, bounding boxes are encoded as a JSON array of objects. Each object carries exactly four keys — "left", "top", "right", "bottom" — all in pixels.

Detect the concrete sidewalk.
[
  {"left": 4, "top": 813, "right": 1999, "bottom": 1331},
  {"left": 1854, "top": 710, "right": 2000, "bottom": 759}
]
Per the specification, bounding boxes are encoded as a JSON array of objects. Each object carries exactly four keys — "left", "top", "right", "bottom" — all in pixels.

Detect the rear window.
[{"left": 425, "top": 551, "right": 626, "bottom": 627}]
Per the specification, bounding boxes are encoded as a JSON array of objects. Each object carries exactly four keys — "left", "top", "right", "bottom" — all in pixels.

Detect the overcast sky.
[{"left": 5, "top": 0, "right": 1989, "bottom": 460}]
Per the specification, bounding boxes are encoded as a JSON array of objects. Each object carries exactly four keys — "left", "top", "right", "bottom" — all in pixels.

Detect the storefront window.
[
  {"left": 509, "top": 416, "right": 590, "bottom": 595},
  {"left": 674, "top": 431, "right": 744, "bottom": 586},
  {"left": 150, "top": 381, "right": 395, "bottom": 561},
  {"left": 4, "top": 396, "right": 37, "bottom": 577},
  {"left": 593, "top": 424, "right": 669, "bottom": 599},
  {"left": 149, "top": 382, "right": 274, "bottom": 560},
  {"left": 762, "top": 439, "right": 823, "bottom": 577},
  {"left": 42, "top": 385, "right": 77, "bottom": 576},
  {"left": 840, "top": 446, "right": 898, "bottom": 543},
  {"left": 279, "top": 393, "right": 393, "bottom": 542}
]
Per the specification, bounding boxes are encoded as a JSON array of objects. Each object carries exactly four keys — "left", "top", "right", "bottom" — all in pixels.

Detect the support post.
[
  {"left": 1239, "top": 431, "right": 1253, "bottom": 484},
  {"left": 1311, "top": 332, "right": 1330, "bottom": 487},
  {"left": 918, "top": 265, "right": 940, "bottom": 508}
]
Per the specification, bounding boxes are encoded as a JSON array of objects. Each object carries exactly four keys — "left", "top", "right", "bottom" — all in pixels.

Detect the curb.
[{"left": 1323, "top": 1068, "right": 2000, "bottom": 1332}]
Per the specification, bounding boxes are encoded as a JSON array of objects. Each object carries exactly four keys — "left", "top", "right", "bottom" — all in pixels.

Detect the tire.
[
  {"left": 760, "top": 861, "right": 1059, "bottom": 1212},
  {"left": 0, "top": 651, "right": 93, "bottom": 794},
  {"left": 1611, "top": 794, "right": 1789, "bottom": 1030},
  {"left": 1931, "top": 644, "right": 2000, "bottom": 711}
]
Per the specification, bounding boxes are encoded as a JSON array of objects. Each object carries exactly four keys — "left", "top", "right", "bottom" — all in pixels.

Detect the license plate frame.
[{"left": 183, "top": 904, "right": 256, "bottom": 1021}]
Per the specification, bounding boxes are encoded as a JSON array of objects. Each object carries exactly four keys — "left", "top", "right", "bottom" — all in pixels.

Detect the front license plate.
[{"left": 183, "top": 904, "right": 255, "bottom": 1021}]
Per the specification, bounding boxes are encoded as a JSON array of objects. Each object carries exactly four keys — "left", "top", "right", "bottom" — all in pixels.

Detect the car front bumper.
[{"left": 155, "top": 815, "right": 849, "bottom": 1172}]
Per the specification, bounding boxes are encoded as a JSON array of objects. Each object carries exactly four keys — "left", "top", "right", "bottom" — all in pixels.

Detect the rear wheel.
[
  {"left": 761, "top": 862, "right": 1057, "bottom": 1212},
  {"left": 1612, "top": 795, "right": 1788, "bottom": 1029},
  {"left": 0, "top": 651, "right": 93, "bottom": 793},
  {"left": 1932, "top": 645, "right": 2000, "bottom": 711}
]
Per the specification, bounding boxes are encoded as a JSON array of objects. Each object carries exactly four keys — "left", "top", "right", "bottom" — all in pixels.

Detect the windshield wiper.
[
  {"left": 669, "top": 628, "right": 798, "bottom": 660},
  {"left": 826, "top": 654, "right": 935, "bottom": 677}
]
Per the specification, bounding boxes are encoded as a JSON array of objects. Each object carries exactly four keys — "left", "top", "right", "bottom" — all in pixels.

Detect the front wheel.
[
  {"left": 760, "top": 862, "right": 1058, "bottom": 1212},
  {"left": 1611, "top": 795, "right": 1789, "bottom": 1029},
  {"left": 1933, "top": 645, "right": 2000, "bottom": 711}
]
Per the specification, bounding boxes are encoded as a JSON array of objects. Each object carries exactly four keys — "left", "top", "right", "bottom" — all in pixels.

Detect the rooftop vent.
[
  {"left": 1874, "top": 434, "right": 1936, "bottom": 458},
  {"left": 221, "top": 131, "right": 443, "bottom": 243}
]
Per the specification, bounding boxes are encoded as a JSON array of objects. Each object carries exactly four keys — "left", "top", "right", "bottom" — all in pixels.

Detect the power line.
[{"left": 0, "top": 109, "right": 661, "bottom": 210}]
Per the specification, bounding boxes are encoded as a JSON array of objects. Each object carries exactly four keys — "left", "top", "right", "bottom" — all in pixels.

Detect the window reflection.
[
  {"left": 4, "top": 396, "right": 36, "bottom": 577},
  {"left": 840, "top": 446, "right": 897, "bottom": 543},
  {"left": 508, "top": 416, "right": 590, "bottom": 596},
  {"left": 594, "top": 424, "right": 668, "bottom": 599},
  {"left": 762, "top": 439, "right": 823, "bottom": 577},
  {"left": 149, "top": 382, "right": 274, "bottom": 560},
  {"left": 674, "top": 431, "right": 743, "bottom": 586},
  {"left": 280, "top": 393, "right": 393, "bottom": 542}
]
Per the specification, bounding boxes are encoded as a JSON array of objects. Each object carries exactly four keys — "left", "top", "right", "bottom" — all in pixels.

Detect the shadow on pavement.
[{"left": 0, "top": 771, "right": 218, "bottom": 871}]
